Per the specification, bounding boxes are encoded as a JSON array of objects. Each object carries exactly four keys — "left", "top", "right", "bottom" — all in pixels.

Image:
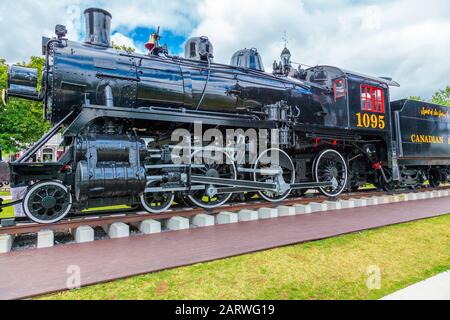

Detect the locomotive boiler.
[{"left": 1, "top": 7, "right": 449, "bottom": 224}]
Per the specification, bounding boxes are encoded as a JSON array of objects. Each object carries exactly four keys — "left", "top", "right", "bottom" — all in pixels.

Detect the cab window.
[{"left": 361, "top": 84, "right": 385, "bottom": 113}]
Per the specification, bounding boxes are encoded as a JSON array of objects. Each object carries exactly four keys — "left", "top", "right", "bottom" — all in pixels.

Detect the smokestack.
[{"left": 84, "top": 8, "right": 112, "bottom": 47}]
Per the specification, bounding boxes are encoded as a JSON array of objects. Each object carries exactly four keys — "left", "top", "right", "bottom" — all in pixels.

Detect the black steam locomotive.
[{"left": 1, "top": 8, "right": 449, "bottom": 224}]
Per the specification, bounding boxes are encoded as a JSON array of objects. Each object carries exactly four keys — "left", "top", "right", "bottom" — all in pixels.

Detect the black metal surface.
[
  {"left": 6, "top": 65, "right": 40, "bottom": 100},
  {"left": 392, "top": 99, "right": 450, "bottom": 164},
  {"left": 84, "top": 8, "right": 112, "bottom": 47},
  {"left": 63, "top": 105, "right": 275, "bottom": 136},
  {"left": 3, "top": 6, "right": 450, "bottom": 224},
  {"left": 75, "top": 161, "right": 145, "bottom": 202},
  {"left": 74, "top": 134, "right": 146, "bottom": 204}
]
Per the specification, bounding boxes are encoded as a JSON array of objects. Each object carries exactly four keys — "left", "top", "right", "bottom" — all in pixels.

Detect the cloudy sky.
[{"left": 0, "top": 0, "right": 448, "bottom": 99}]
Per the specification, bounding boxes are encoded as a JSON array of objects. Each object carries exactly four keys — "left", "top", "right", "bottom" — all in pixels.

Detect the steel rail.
[{"left": 2, "top": 186, "right": 447, "bottom": 236}]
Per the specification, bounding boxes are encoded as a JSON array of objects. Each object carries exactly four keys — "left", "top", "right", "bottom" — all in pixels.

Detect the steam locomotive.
[{"left": 1, "top": 8, "right": 449, "bottom": 224}]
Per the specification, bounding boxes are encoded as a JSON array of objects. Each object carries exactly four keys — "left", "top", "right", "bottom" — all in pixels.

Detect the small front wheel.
[
  {"left": 140, "top": 192, "right": 175, "bottom": 214},
  {"left": 23, "top": 180, "right": 73, "bottom": 224}
]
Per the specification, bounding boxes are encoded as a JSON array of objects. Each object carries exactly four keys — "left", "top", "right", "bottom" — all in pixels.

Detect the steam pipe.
[
  {"left": 195, "top": 56, "right": 211, "bottom": 111},
  {"left": 104, "top": 85, "right": 114, "bottom": 107},
  {"left": 44, "top": 39, "right": 62, "bottom": 118}
]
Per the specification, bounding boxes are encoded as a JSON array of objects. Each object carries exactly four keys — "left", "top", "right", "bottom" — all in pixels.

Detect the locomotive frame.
[{"left": 1, "top": 7, "right": 449, "bottom": 225}]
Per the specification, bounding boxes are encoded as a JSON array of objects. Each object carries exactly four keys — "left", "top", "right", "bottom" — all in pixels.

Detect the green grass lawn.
[
  {"left": 41, "top": 214, "right": 450, "bottom": 300},
  {"left": 0, "top": 191, "right": 14, "bottom": 219},
  {"left": 0, "top": 205, "right": 14, "bottom": 219}
]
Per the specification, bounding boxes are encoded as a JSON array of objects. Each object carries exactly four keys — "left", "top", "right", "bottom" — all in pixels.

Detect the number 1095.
[{"left": 356, "top": 113, "right": 386, "bottom": 129}]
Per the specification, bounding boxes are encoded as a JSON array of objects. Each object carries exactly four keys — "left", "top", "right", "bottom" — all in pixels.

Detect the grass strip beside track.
[{"left": 41, "top": 214, "right": 450, "bottom": 300}]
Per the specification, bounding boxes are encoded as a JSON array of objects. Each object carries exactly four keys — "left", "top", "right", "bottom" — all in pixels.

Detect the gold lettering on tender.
[
  {"left": 420, "top": 107, "right": 449, "bottom": 119},
  {"left": 410, "top": 134, "right": 445, "bottom": 144}
]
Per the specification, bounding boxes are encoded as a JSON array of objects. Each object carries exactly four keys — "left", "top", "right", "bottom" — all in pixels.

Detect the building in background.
[{"left": 10, "top": 134, "right": 63, "bottom": 163}]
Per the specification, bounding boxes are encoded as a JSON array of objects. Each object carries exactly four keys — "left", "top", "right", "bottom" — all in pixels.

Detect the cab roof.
[{"left": 307, "top": 65, "right": 400, "bottom": 87}]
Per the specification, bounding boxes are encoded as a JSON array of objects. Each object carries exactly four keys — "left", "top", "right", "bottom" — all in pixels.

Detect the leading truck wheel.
[
  {"left": 23, "top": 181, "right": 73, "bottom": 224},
  {"left": 313, "top": 149, "right": 348, "bottom": 197},
  {"left": 140, "top": 192, "right": 175, "bottom": 214}
]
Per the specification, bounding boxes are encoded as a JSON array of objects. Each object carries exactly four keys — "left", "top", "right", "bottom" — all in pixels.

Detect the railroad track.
[{"left": 1, "top": 186, "right": 448, "bottom": 237}]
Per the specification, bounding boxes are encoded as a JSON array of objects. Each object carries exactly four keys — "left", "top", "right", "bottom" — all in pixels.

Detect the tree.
[
  {"left": 408, "top": 96, "right": 424, "bottom": 102},
  {"left": 0, "top": 57, "right": 49, "bottom": 156},
  {"left": 431, "top": 86, "right": 450, "bottom": 107},
  {"left": 112, "top": 43, "right": 136, "bottom": 53}
]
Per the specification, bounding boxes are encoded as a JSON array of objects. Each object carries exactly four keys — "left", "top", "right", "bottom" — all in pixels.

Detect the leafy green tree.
[
  {"left": 0, "top": 57, "right": 49, "bottom": 156},
  {"left": 408, "top": 96, "right": 423, "bottom": 102},
  {"left": 431, "top": 86, "right": 450, "bottom": 107},
  {"left": 112, "top": 43, "right": 136, "bottom": 53}
]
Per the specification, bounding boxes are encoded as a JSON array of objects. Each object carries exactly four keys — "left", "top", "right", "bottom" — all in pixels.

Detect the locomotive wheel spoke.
[
  {"left": 253, "top": 149, "right": 294, "bottom": 203},
  {"left": 23, "top": 181, "right": 73, "bottom": 224},
  {"left": 314, "top": 149, "right": 348, "bottom": 197},
  {"left": 187, "top": 149, "right": 236, "bottom": 209},
  {"left": 140, "top": 191, "right": 174, "bottom": 214}
]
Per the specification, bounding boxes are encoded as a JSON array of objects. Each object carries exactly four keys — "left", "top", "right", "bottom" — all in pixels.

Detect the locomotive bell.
[{"left": 84, "top": 8, "right": 112, "bottom": 47}]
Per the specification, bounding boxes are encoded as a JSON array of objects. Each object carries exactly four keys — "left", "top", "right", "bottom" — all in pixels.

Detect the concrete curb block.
[
  {"left": 340, "top": 199, "right": 355, "bottom": 209},
  {"left": 37, "top": 230, "right": 54, "bottom": 249},
  {"left": 323, "top": 201, "right": 342, "bottom": 210},
  {"left": 258, "top": 207, "right": 278, "bottom": 219},
  {"left": 309, "top": 202, "right": 327, "bottom": 212},
  {"left": 362, "top": 197, "right": 377, "bottom": 206},
  {"left": 404, "top": 193, "right": 417, "bottom": 201},
  {"left": 387, "top": 195, "right": 400, "bottom": 203},
  {"left": 0, "top": 235, "right": 14, "bottom": 254},
  {"left": 277, "top": 206, "right": 296, "bottom": 216},
  {"left": 138, "top": 219, "right": 162, "bottom": 234},
  {"left": 374, "top": 196, "right": 387, "bottom": 204},
  {"left": 416, "top": 192, "right": 426, "bottom": 200},
  {"left": 238, "top": 210, "right": 259, "bottom": 222},
  {"left": 350, "top": 198, "right": 367, "bottom": 207},
  {"left": 73, "top": 226, "right": 95, "bottom": 243},
  {"left": 424, "top": 191, "right": 434, "bottom": 199},
  {"left": 165, "top": 217, "right": 190, "bottom": 231},
  {"left": 216, "top": 212, "right": 238, "bottom": 224},
  {"left": 104, "top": 222, "right": 130, "bottom": 239},
  {"left": 294, "top": 204, "right": 312, "bottom": 215},
  {"left": 192, "top": 214, "right": 215, "bottom": 227}
]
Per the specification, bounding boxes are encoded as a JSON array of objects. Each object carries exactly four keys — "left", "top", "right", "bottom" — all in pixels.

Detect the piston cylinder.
[
  {"left": 74, "top": 134, "right": 147, "bottom": 202},
  {"left": 75, "top": 161, "right": 145, "bottom": 202}
]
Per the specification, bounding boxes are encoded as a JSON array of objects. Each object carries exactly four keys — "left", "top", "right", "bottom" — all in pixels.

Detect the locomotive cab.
[{"left": 304, "top": 66, "right": 399, "bottom": 131}]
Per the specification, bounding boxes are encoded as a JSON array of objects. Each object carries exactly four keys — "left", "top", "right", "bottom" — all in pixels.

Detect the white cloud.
[
  {"left": 0, "top": 0, "right": 448, "bottom": 99},
  {"left": 111, "top": 33, "right": 138, "bottom": 51},
  {"left": 190, "top": 0, "right": 450, "bottom": 99},
  {"left": 0, "top": 0, "right": 200, "bottom": 62}
]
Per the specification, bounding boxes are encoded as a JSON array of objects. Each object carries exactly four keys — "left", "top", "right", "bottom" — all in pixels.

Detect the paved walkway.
[
  {"left": 0, "top": 197, "right": 449, "bottom": 300},
  {"left": 382, "top": 271, "right": 450, "bottom": 300}
]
